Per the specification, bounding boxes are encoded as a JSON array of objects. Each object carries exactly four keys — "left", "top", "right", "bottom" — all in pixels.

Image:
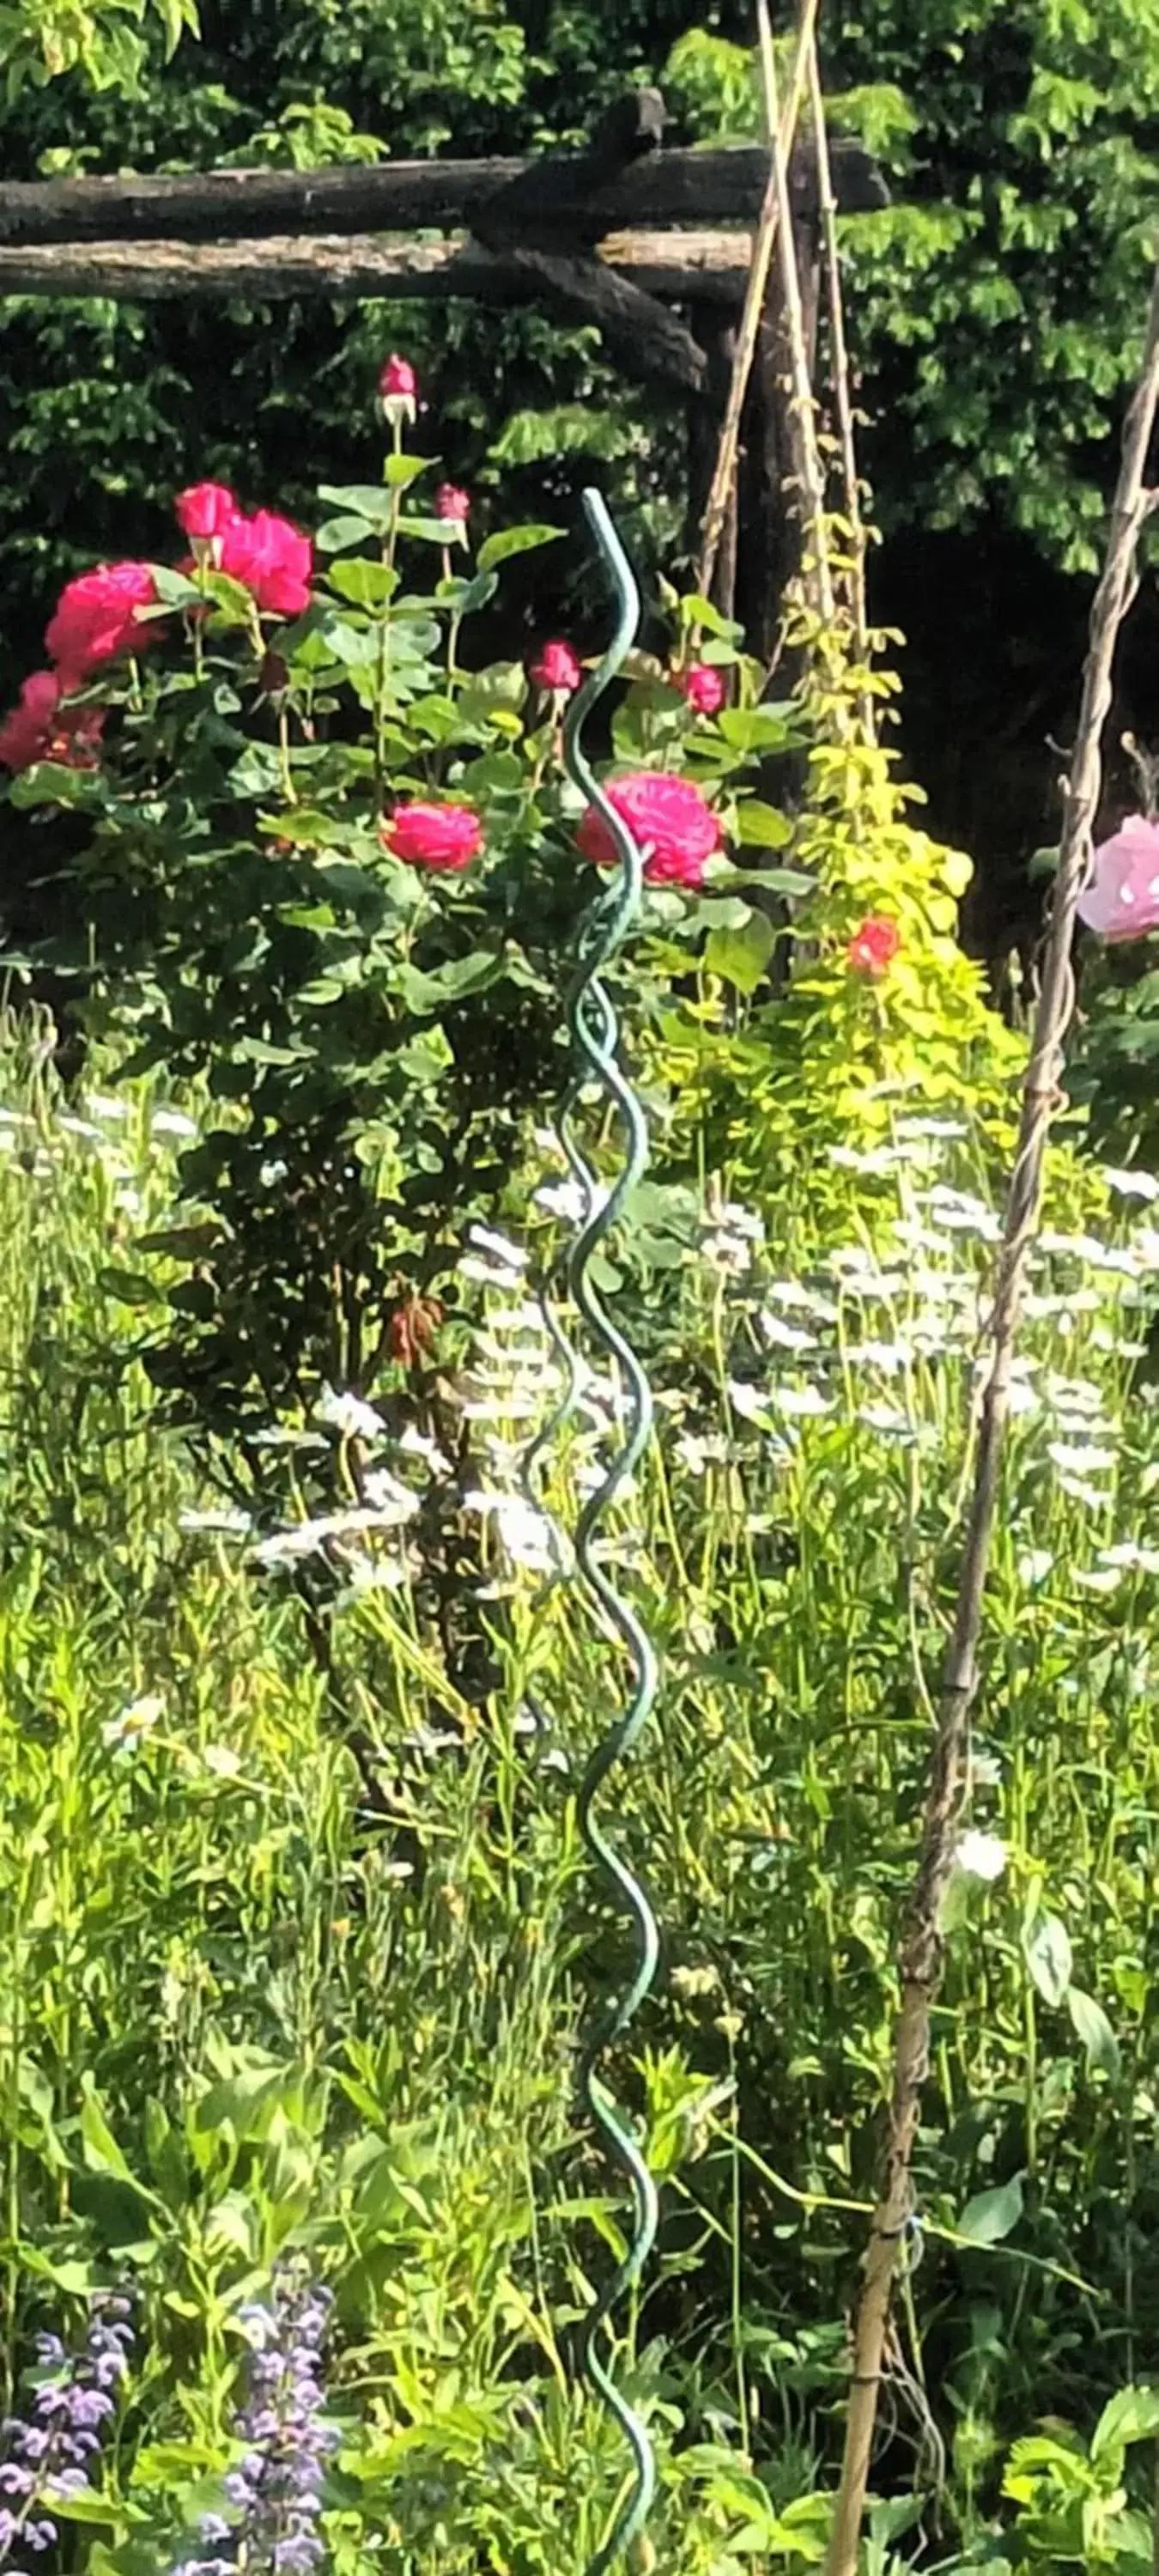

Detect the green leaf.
[
  {"left": 734, "top": 798, "right": 792, "bottom": 850},
  {"left": 1092, "top": 2385, "right": 1159, "bottom": 2466},
  {"left": 957, "top": 2172, "right": 1025, "bottom": 2245},
  {"left": 149, "top": 563, "right": 202, "bottom": 607},
  {"left": 9, "top": 761, "right": 104, "bottom": 810},
  {"left": 46, "top": 2491, "right": 128, "bottom": 2529},
  {"left": 712, "top": 865, "right": 814, "bottom": 898},
  {"left": 80, "top": 2080, "right": 161, "bottom": 2205},
  {"left": 1022, "top": 1911, "right": 1073, "bottom": 2007},
  {"left": 317, "top": 483, "right": 397, "bottom": 532},
  {"left": 476, "top": 522, "right": 566, "bottom": 574},
  {"left": 99, "top": 1267, "right": 161, "bottom": 1308},
  {"left": 327, "top": 560, "right": 399, "bottom": 610},
  {"left": 398, "top": 952, "right": 507, "bottom": 1010},
  {"left": 384, "top": 453, "right": 430, "bottom": 489},
  {"left": 315, "top": 514, "right": 378, "bottom": 555},
  {"left": 434, "top": 568, "right": 500, "bottom": 617},
  {"left": 227, "top": 743, "right": 284, "bottom": 799},
  {"left": 1066, "top": 1986, "right": 1120, "bottom": 2077},
  {"left": 455, "top": 661, "right": 528, "bottom": 727},
  {"left": 704, "top": 909, "right": 776, "bottom": 995},
  {"left": 717, "top": 704, "right": 798, "bottom": 756},
  {"left": 677, "top": 592, "right": 745, "bottom": 640}
]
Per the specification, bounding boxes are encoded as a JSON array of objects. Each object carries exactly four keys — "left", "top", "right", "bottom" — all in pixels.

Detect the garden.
[{"left": 5, "top": 6, "right": 1159, "bottom": 2575}]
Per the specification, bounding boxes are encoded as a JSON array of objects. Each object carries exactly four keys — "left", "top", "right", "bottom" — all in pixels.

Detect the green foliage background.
[{"left": 4, "top": 0, "right": 1159, "bottom": 698}]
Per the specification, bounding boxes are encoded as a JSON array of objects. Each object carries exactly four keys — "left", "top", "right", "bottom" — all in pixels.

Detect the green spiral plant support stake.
[{"left": 560, "top": 487, "right": 661, "bottom": 2576}]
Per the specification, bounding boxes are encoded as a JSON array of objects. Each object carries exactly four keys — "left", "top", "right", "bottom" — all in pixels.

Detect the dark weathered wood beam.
[
  {"left": 0, "top": 139, "right": 883, "bottom": 251},
  {"left": 0, "top": 228, "right": 754, "bottom": 306}
]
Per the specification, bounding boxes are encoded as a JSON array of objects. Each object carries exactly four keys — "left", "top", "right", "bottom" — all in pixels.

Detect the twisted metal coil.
[{"left": 552, "top": 488, "right": 660, "bottom": 2574}]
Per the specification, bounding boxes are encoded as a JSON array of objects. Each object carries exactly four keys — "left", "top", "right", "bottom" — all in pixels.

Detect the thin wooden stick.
[
  {"left": 696, "top": 0, "right": 820, "bottom": 603},
  {"left": 806, "top": 31, "right": 871, "bottom": 716},
  {"left": 755, "top": 0, "right": 834, "bottom": 624},
  {"left": 822, "top": 249, "right": 1159, "bottom": 2576}
]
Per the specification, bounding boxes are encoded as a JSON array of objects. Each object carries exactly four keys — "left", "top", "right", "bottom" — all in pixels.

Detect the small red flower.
[
  {"left": 381, "top": 801, "right": 483, "bottom": 872},
  {"left": 175, "top": 482, "right": 240, "bottom": 544},
  {"left": 435, "top": 483, "right": 471, "bottom": 524},
  {"left": 678, "top": 661, "right": 726, "bottom": 716},
  {"left": 219, "top": 510, "right": 313, "bottom": 618},
  {"left": 46, "top": 562, "right": 157, "bottom": 687},
  {"left": 847, "top": 915, "right": 901, "bottom": 978},
  {"left": 577, "top": 770, "right": 720, "bottom": 891},
  {"left": 529, "top": 638, "right": 583, "bottom": 695},
  {"left": 0, "top": 671, "right": 106, "bottom": 775},
  {"left": 380, "top": 354, "right": 417, "bottom": 399}
]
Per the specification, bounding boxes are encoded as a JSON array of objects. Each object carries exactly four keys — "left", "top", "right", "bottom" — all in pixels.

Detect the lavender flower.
[
  {"left": 177, "top": 2274, "right": 337, "bottom": 2576},
  {"left": 0, "top": 2296, "right": 133, "bottom": 2573}
]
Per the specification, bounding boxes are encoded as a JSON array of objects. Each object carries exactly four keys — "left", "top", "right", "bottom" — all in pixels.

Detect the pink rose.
[
  {"left": 175, "top": 483, "right": 240, "bottom": 544},
  {"left": 381, "top": 801, "right": 483, "bottom": 872},
  {"left": 380, "top": 354, "right": 417, "bottom": 401},
  {"left": 576, "top": 770, "right": 720, "bottom": 890},
  {"left": 46, "top": 562, "right": 157, "bottom": 684},
  {"left": 1077, "top": 814, "right": 1159, "bottom": 941},
  {"left": 435, "top": 483, "right": 471, "bottom": 523},
  {"left": 529, "top": 638, "right": 583, "bottom": 695},
  {"left": 847, "top": 915, "right": 900, "bottom": 977},
  {"left": 219, "top": 511, "right": 313, "bottom": 618},
  {"left": 679, "top": 661, "right": 726, "bottom": 716},
  {"left": 0, "top": 670, "right": 105, "bottom": 774}
]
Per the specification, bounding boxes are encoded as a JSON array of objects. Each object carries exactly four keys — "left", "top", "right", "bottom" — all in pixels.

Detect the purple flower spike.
[
  {"left": 0, "top": 2295, "right": 133, "bottom": 2569},
  {"left": 177, "top": 2270, "right": 336, "bottom": 2576}
]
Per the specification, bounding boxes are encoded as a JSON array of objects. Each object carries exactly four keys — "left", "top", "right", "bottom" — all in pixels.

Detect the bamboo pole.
[
  {"left": 755, "top": 0, "right": 834, "bottom": 624},
  {"left": 822, "top": 251, "right": 1159, "bottom": 2576},
  {"left": 696, "top": 0, "right": 820, "bottom": 603},
  {"left": 806, "top": 30, "right": 871, "bottom": 714}
]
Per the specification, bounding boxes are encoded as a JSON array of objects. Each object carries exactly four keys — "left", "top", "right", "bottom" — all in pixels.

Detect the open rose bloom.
[
  {"left": 46, "top": 562, "right": 157, "bottom": 689},
  {"left": 1077, "top": 815, "right": 1159, "bottom": 941},
  {"left": 678, "top": 662, "right": 726, "bottom": 716},
  {"left": 577, "top": 770, "right": 721, "bottom": 891},
  {"left": 381, "top": 801, "right": 483, "bottom": 872}
]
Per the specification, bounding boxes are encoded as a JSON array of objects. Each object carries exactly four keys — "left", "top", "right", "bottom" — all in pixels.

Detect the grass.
[{"left": 3, "top": 1024, "right": 1159, "bottom": 2570}]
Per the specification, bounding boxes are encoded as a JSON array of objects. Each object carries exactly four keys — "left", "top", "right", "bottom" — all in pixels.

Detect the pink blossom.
[
  {"left": 381, "top": 801, "right": 483, "bottom": 872},
  {"left": 0, "top": 670, "right": 105, "bottom": 774},
  {"left": 847, "top": 915, "right": 901, "bottom": 978},
  {"left": 678, "top": 662, "right": 726, "bottom": 715},
  {"left": 577, "top": 770, "right": 720, "bottom": 890},
  {"left": 219, "top": 511, "right": 313, "bottom": 618},
  {"left": 379, "top": 355, "right": 417, "bottom": 401},
  {"left": 46, "top": 562, "right": 157, "bottom": 686},
  {"left": 175, "top": 483, "right": 240, "bottom": 544},
  {"left": 529, "top": 638, "right": 583, "bottom": 695},
  {"left": 435, "top": 483, "right": 471, "bottom": 524},
  {"left": 1077, "top": 814, "right": 1159, "bottom": 941}
]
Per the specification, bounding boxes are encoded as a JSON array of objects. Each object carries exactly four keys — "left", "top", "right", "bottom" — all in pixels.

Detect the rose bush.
[{"left": 0, "top": 355, "right": 790, "bottom": 1476}]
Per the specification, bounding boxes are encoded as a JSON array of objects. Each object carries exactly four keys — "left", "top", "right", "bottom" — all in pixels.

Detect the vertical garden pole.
[
  {"left": 822, "top": 251, "right": 1159, "bottom": 2576},
  {"left": 559, "top": 489, "right": 662, "bottom": 2576}
]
